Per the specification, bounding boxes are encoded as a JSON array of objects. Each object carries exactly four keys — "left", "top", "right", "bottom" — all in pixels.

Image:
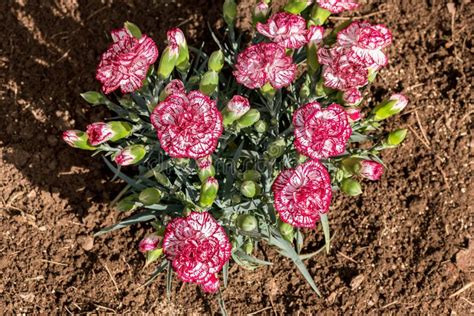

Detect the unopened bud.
[
  {"left": 342, "top": 88, "right": 363, "bottom": 107},
  {"left": 341, "top": 178, "right": 362, "bottom": 196},
  {"left": 114, "top": 144, "right": 147, "bottom": 166},
  {"left": 108, "top": 121, "right": 133, "bottom": 142},
  {"left": 252, "top": 1, "right": 270, "bottom": 25},
  {"left": 278, "top": 220, "right": 294, "bottom": 242},
  {"left": 373, "top": 94, "right": 408, "bottom": 121},
  {"left": 243, "top": 240, "right": 254, "bottom": 255},
  {"left": 223, "top": 0, "right": 237, "bottom": 26},
  {"left": 341, "top": 157, "right": 362, "bottom": 175},
  {"left": 346, "top": 108, "right": 361, "bottom": 122},
  {"left": 157, "top": 45, "right": 179, "bottom": 79},
  {"left": 386, "top": 128, "right": 408, "bottom": 147},
  {"left": 267, "top": 138, "right": 286, "bottom": 158},
  {"left": 139, "top": 188, "right": 162, "bottom": 206},
  {"left": 80, "top": 91, "right": 105, "bottom": 105},
  {"left": 62, "top": 130, "right": 96, "bottom": 150},
  {"left": 199, "top": 177, "right": 219, "bottom": 207},
  {"left": 284, "top": 0, "right": 311, "bottom": 14},
  {"left": 223, "top": 95, "right": 250, "bottom": 126},
  {"left": 124, "top": 21, "right": 142, "bottom": 39},
  {"left": 237, "top": 109, "right": 260, "bottom": 128},
  {"left": 242, "top": 170, "right": 261, "bottom": 182},
  {"left": 160, "top": 79, "right": 185, "bottom": 101},
  {"left": 359, "top": 160, "right": 384, "bottom": 181},
  {"left": 138, "top": 235, "right": 159, "bottom": 253},
  {"left": 116, "top": 194, "right": 138, "bottom": 212},
  {"left": 237, "top": 214, "right": 258, "bottom": 231},
  {"left": 254, "top": 120, "right": 269, "bottom": 133},
  {"left": 198, "top": 165, "right": 216, "bottom": 183},
  {"left": 240, "top": 180, "right": 260, "bottom": 198},
  {"left": 199, "top": 70, "right": 219, "bottom": 95},
  {"left": 167, "top": 28, "right": 189, "bottom": 72},
  {"left": 208, "top": 50, "right": 225, "bottom": 72}
]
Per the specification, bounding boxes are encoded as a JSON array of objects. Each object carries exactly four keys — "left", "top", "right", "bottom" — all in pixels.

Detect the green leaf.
[
  {"left": 320, "top": 213, "right": 331, "bottom": 254},
  {"left": 234, "top": 249, "right": 272, "bottom": 266},
  {"left": 80, "top": 91, "right": 104, "bottom": 105},
  {"left": 217, "top": 291, "right": 228, "bottom": 316},
  {"left": 145, "top": 248, "right": 163, "bottom": 267},
  {"left": 268, "top": 228, "right": 321, "bottom": 297},
  {"left": 223, "top": 261, "right": 229, "bottom": 288},
  {"left": 124, "top": 21, "right": 142, "bottom": 39},
  {"left": 166, "top": 261, "right": 173, "bottom": 299},
  {"left": 103, "top": 157, "right": 146, "bottom": 190},
  {"left": 139, "top": 259, "right": 168, "bottom": 288},
  {"left": 94, "top": 210, "right": 157, "bottom": 236}
]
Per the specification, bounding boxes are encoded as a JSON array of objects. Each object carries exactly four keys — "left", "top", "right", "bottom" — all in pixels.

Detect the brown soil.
[{"left": 1, "top": 0, "right": 473, "bottom": 314}]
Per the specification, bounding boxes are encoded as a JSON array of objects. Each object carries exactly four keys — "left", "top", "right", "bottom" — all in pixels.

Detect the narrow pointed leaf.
[{"left": 320, "top": 213, "right": 331, "bottom": 254}]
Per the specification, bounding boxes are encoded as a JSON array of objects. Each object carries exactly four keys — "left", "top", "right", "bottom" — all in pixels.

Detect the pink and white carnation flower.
[
  {"left": 86, "top": 122, "right": 114, "bottom": 146},
  {"left": 293, "top": 102, "right": 352, "bottom": 159},
  {"left": 150, "top": 91, "right": 223, "bottom": 159},
  {"left": 164, "top": 79, "right": 185, "bottom": 95},
  {"left": 256, "top": 12, "right": 309, "bottom": 49},
  {"left": 316, "top": 0, "right": 359, "bottom": 13},
  {"left": 359, "top": 160, "right": 384, "bottom": 180},
  {"left": 307, "top": 25, "right": 325, "bottom": 47},
  {"left": 163, "top": 212, "right": 232, "bottom": 293},
  {"left": 96, "top": 28, "right": 159, "bottom": 94},
  {"left": 343, "top": 87, "right": 363, "bottom": 106},
  {"left": 338, "top": 21, "right": 392, "bottom": 69},
  {"left": 233, "top": 43, "right": 297, "bottom": 89},
  {"left": 272, "top": 160, "right": 332, "bottom": 228},
  {"left": 318, "top": 46, "right": 368, "bottom": 90}
]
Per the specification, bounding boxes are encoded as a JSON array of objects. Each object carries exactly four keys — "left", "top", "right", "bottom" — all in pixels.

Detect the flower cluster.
[{"left": 62, "top": 1, "right": 408, "bottom": 298}]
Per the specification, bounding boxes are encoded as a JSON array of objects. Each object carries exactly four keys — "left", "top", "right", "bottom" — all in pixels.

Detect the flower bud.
[
  {"left": 237, "top": 214, "right": 258, "bottom": 231},
  {"left": 341, "top": 178, "right": 362, "bottom": 196},
  {"left": 240, "top": 180, "right": 260, "bottom": 198},
  {"left": 199, "top": 70, "right": 219, "bottom": 95},
  {"left": 145, "top": 248, "right": 164, "bottom": 267},
  {"left": 386, "top": 128, "right": 408, "bottom": 147},
  {"left": 346, "top": 108, "right": 361, "bottom": 122},
  {"left": 341, "top": 157, "right": 361, "bottom": 175},
  {"left": 108, "top": 121, "right": 133, "bottom": 142},
  {"left": 116, "top": 194, "right": 138, "bottom": 212},
  {"left": 236, "top": 109, "right": 260, "bottom": 128},
  {"left": 359, "top": 160, "right": 384, "bottom": 181},
  {"left": 80, "top": 91, "right": 105, "bottom": 105},
  {"left": 223, "top": 95, "right": 250, "bottom": 126},
  {"left": 198, "top": 165, "right": 216, "bottom": 183},
  {"left": 208, "top": 50, "right": 225, "bottom": 73},
  {"left": 139, "top": 187, "right": 162, "bottom": 206},
  {"left": 138, "top": 235, "right": 159, "bottom": 253},
  {"left": 159, "top": 79, "right": 185, "bottom": 101},
  {"left": 373, "top": 94, "right": 408, "bottom": 121},
  {"left": 124, "top": 21, "right": 142, "bottom": 39},
  {"left": 278, "top": 220, "right": 294, "bottom": 242},
  {"left": 223, "top": 0, "right": 237, "bottom": 26},
  {"left": 157, "top": 44, "right": 179, "bottom": 79},
  {"left": 342, "top": 88, "right": 363, "bottom": 106},
  {"left": 199, "top": 177, "right": 219, "bottom": 207},
  {"left": 252, "top": 1, "right": 270, "bottom": 25},
  {"left": 310, "top": 5, "right": 331, "bottom": 25},
  {"left": 167, "top": 28, "right": 189, "bottom": 71},
  {"left": 284, "top": 0, "right": 312, "bottom": 14},
  {"left": 266, "top": 138, "right": 286, "bottom": 158},
  {"left": 62, "top": 130, "right": 96, "bottom": 150},
  {"left": 114, "top": 144, "right": 147, "bottom": 166},
  {"left": 242, "top": 170, "right": 261, "bottom": 182},
  {"left": 243, "top": 240, "right": 254, "bottom": 255},
  {"left": 254, "top": 120, "right": 269, "bottom": 133},
  {"left": 86, "top": 122, "right": 113, "bottom": 146}
]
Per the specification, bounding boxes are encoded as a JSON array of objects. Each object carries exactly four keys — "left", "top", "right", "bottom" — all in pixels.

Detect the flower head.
[
  {"left": 293, "top": 102, "right": 352, "bottom": 159},
  {"left": 256, "top": 12, "right": 308, "bottom": 49},
  {"left": 150, "top": 91, "right": 223, "bottom": 159},
  {"left": 316, "top": 0, "right": 359, "bottom": 13},
  {"left": 163, "top": 212, "right": 232, "bottom": 293},
  {"left": 86, "top": 122, "right": 114, "bottom": 146},
  {"left": 272, "top": 160, "right": 332, "bottom": 228},
  {"left": 96, "top": 28, "right": 158, "bottom": 94},
  {"left": 318, "top": 46, "right": 368, "bottom": 90},
  {"left": 359, "top": 160, "right": 384, "bottom": 180},
  {"left": 346, "top": 107, "right": 361, "bottom": 121},
  {"left": 388, "top": 93, "right": 408, "bottom": 112},
  {"left": 338, "top": 21, "right": 392, "bottom": 69},
  {"left": 138, "top": 235, "right": 159, "bottom": 252},
  {"left": 114, "top": 145, "right": 147, "bottom": 166},
  {"left": 233, "top": 43, "right": 297, "bottom": 89},
  {"left": 167, "top": 28, "right": 186, "bottom": 47}
]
